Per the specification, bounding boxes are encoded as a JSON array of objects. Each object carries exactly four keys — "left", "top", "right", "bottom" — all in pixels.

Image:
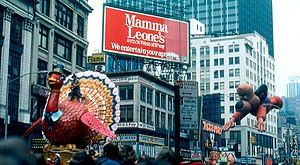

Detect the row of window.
[
  {"left": 195, "top": 44, "right": 240, "bottom": 56},
  {"left": 38, "top": 25, "right": 86, "bottom": 67},
  {"left": 120, "top": 105, "right": 174, "bottom": 130},
  {"left": 213, "top": 68, "right": 240, "bottom": 78},
  {"left": 40, "top": 0, "right": 85, "bottom": 37}
]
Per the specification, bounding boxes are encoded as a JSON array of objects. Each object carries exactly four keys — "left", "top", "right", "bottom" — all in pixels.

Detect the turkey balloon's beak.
[{"left": 48, "top": 77, "right": 57, "bottom": 85}]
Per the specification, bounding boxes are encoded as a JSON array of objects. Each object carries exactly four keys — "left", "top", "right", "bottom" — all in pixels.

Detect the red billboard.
[{"left": 103, "top": 6, "right": 189, "bottom": 63}]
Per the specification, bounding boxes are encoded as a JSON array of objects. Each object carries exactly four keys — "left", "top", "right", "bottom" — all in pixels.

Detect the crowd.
[{"left": 0, "top": 137, "right": 201, "bottom": 165}]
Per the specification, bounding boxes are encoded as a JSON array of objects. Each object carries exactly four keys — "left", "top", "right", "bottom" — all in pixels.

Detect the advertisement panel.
[{"left": 103, "top": 6, "right": 189, "bottom": 63}]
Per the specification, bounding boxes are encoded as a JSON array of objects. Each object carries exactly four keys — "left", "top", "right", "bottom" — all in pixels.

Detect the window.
[
  {"left": 155, "top": 91, "right": 161, "bottom": 107},
  {"left": 200, "top": 83, "right": 205, "bottom": 90},
  {"left": 200, "top": 60, "right": 205, "bottom": 67},
  {"left": 219, "top": 46, "right": 224, "bottom": 54},
  {"left": 235, "top": 68, "right": 240, "bottom": 77},
  {"left": 214, "top": 59, "right": 218, "bottom": 66},
  {"left": 161, "top": 93, "right": 166, "bottom": 109},
  {"left": 205, "top": 46, "right": 210, "bottom": 55},
  {"left": 229, "top": 93, "right": 234, "bottom": 101},
  {"left": 229, "top": 81, "right": 234, "bottom": 89},
  {"left": 219, "top": 58, "right": 224, "bottom": 65},
  {"left": 214, "top": 82, "right": 219, "bottom": 90},
  {"left": 220, "top": 70, "right": 224, "bottom": 77},
  {"left": 140, "top": 106, "right": 146, "bottom": 123},
  {"left": 191, "top": 47, "right": 196, "bottom": 58},
  {"left": 54, "top": 33, "right": 72, "bottom": 61},
  {"left": 220, "top": 106, "right": 224, "bottom": 113},
  {"left": 119, "top": 85, "right": 133, "bottom": 100},
  {"left": 120, "top": 105, "right": 133, "bottom": 122},
  {"left": 230, "top": 131, "right": 241, "bottom": 143},
  {"left": 229, "top": 69, "right": 234, "bottom": 77},
  {"left": 147, "top": 88, "right": 153, "bottom": 104},
  {"left": 55, "top": 1, "right": 73, "bottom": 30},
  {"left": 77, "top": 15, "right": 84, "bottom": 37},
  {"left": 214, "top": 70, "right": 218, "bottom": 78},
  {"left": 230, "top": 106, "right": 235, "bottom": 113},
  {"left": 40, "top": 0, "right": 50, "bottom": 16},
  {"left": 220, "top": 82, "right": 224, "bottom": 90},
  {"left": 140, "top": 85, "right": 146, "bottom": 102},
  {"left": 235, "top": 81, "right": 240, "bottom": 87},
  {"left": 10, "top": 14, "right": 23, "bottom": 44},
  {"left": 168, "top": 97, "right": 173, "bottom": 111},
  {"left": 37, "top": 59, "right": 47, "bottom": 86},
  {"left": 206, "top": 59, "right": 210, "bottom": 67},
  {"left": 76, "top": 46, "right": 85, "bottom": 67},
  {"left": 168, "top": 114, "right": 173, "bottom": 130},
  {"left": 200, "top": 47, "right": 205, "bottom": 56},
  {"left": 214, "top": 46, "right": 218, "bottom": 54},
  {"left": 220, "top": 94, "right": 224, "bottom": 101},
  {"left": 39, "top": 25, "right": 49, "bottom": 50},
  {"left": 147, "top": 108, "right": 153, "bottom": 125},
  {"left": 234, "top": 44, "right": 239, "bottom": 52},
  {"left": 235, "top": 57, "right": 240, "bottom": 64},
  {"left": 155, "top": 110, "right": 160, "bottom": 127},
  {"left": 229, "top": 45, "right": 234, "bottom": 53},
  {"left": 229, "top": 57, "right": 234, "bottom": 65},
  {"left": 161, "top": 112, "right": 166, "bottom": 128}
]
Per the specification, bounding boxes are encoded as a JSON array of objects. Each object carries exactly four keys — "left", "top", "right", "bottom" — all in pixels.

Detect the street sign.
[
  {"left": 177, "top": 81, "right": 198, "bottom": 97},
  {"left": 87, "top": 53, "right": 106, "bottom": 64},
  {"left": 180, "top": 97, "right": 198, "bottom": 129}
]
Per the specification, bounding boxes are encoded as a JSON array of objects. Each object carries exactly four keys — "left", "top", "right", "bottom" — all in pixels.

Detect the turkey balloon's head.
[{"left": 48, "top": 64, "right": 65, "bottom": 90}]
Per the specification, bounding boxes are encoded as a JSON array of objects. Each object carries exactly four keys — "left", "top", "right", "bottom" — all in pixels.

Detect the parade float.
[
  {"left": 222, "top": 83, "right": 283, "bottom": 132},
  {"left": 24, "top": 65, "right": 120, "bottom": 164}
]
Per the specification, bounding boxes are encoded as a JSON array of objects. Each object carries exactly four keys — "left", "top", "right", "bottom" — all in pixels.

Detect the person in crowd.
[
  {"left": 69, "top": 151, "right": 95, "bottom": 165},
  {"left": 156, "top": 148, "right": 178, "bottom": 165},
  {"left": 119, "top": 144, "right": 137, "bottom": 165},
  {"left": 95, "top": 142, "right": 122, "bottom": 165},
  {"left": 54, "top": 153, "right": 62, "bottom": 165},
  {"left": 0, "top": 136, "right": 35, "bottom": 165},
  {"left": 136, "top": 154, "right": 150, "bottom": 164},
  {"left": 138, "top": 159, "right": 170, "bottom": 165},
  {"left": 34, "top": 153, "right": 47, "bottom": 165}
]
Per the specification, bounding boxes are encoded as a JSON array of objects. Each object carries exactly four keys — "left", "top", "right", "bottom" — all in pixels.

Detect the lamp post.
[{"left": 4, "top": 70, "right": 48, "bottom": 140}]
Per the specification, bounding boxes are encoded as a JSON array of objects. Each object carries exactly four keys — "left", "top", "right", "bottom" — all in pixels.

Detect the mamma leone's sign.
[{"left": 103, "top": 5, "right": 189, "bottom": 63}]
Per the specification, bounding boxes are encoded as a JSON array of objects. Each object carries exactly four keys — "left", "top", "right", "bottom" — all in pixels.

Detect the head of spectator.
[
  {"left": 156, "top": 149, "right": 177, "bottom": 165},
  {"left": 138, "top": 158, "right": 171, "bottom": 165},
  {"left": 119, "top": 145, "right": 137, "bottom": 165},
  {"left": 136, "top": 154, "right": 151, "bottom": 164},
  {"left": 0, "top": 136, "right": 34, "bottom": 165},
  {"left": 102, "top": 142, "right": 120, "bottom": 160},
  {"left": 69, "top": 151, "right": 95, "bottom": 165}
]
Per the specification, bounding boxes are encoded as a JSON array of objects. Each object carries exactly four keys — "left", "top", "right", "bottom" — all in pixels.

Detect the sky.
[{"left": 87, "top": 0, "right": 300, "bottom": 97}]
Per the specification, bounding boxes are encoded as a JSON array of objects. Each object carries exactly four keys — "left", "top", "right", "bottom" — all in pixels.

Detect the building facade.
[
  {"left": 0, "top": 0, "right": 92, "bottom": 138},
  {"left": 188, "top": 32, "right": 277, "bottom": 164},
  {"left": 286, "top": 76, "right": 300, "bottom": 98},
  {"left": 107, "top": 71, "right": 190, "bottom": 158}
]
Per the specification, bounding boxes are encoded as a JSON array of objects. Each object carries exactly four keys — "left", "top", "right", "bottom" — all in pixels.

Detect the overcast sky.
[{"left": 87, "top": 0, "right": 300, "bottom": 97}]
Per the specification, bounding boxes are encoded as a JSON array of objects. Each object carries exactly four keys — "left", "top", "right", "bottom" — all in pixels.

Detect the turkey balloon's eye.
[{"left": 60, "top": 75, "right": 66, "bottom": 81}]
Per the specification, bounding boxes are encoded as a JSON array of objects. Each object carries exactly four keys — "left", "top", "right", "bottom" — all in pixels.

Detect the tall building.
[
  {"left": 188, "top": 32, "right": 277, "bottom": 163},
  {"left": 185, "top": 0, "right": 274, "bottom": 57},
  {"left": 0, "top": 0, "right": 92, "bottom": 138},
  {"left": 287, "top": 76, "right": 300, "bottom": 98}
]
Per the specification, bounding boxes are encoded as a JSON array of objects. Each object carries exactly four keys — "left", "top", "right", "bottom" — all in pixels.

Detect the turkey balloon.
[
  {"left": 222, "top": 83, "right": 283, "bottom": 132},
  {"left": 24, "top": 64, "right": 120, "bottom": 149}
]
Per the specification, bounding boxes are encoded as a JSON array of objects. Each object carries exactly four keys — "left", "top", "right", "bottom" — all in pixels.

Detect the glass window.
[
  {"left": 229, "top": 57, "right": 234, "bottom": 65},
  {"left": 229, "top": 81, "right": 234, "bottom": 89},
  {"left": 229, "top": 93, "right": 234, "bottom": 101},
  {"left": 39, "top": 25, "right": 49, "bottom": 50},
  {"left": 200, "top": 47, "right": 205, "bottom": 56},
  {"left": 235, "top": 57, "right": 240, "bottom": 64},
  {"left": 191, "top": 47, "right": 196, "bottom": 58},
  {"left": 214, "top": 59, "right": 218, "bottom": 66},
  {"left": 206, "top": 59, "right": 210, "bottom": 67},
  {"left": 219, "top": 58, "right": 224, "bottom": 65},
  {"left": 147, "top": 108, "right": 153, "bottom": 125},
  {"left": 55, "top": 0, "right": 73, "bottom": 30},
  {"left": 230, "top": 105, "right": 235, "bottom": 113},
  {"left": 200, "top": 60, "right": 205, "bottom": 67},
  {"left": 161, "top": 93, "right": 166, "bottom": 109},
  {"left": 120, "top": 105, "right": 133, "bottom": 122},
  {"left": 229, "top": 69, "right": 234, "bottom": 77},
  {"left": 37, "top": 59, "right": 47, "bottom": 86},
  {"left": 234, "top": 44, "right": 239, "bottom": 52},
  {"left": 140, "top": 85, "right": 146, "bottom": 102},
  {"left": 214, "top": 82, "right": 219, "bottom": 90},
  {"left": 54, "top": 33, "right": 72, "bottom": 61},
  {"left": 220, "top": 82, "right": 224, "bottom": 90},
  {"left": 140, "top": 106, "right": 146, "bottom": 123},
  {"left": 10, "top": 14, "right": 23, "bottom": 44},
  {"left": 214, "top": 46, "right": 218, "bottom": 54},
  {"left": 155, "top": 91, "right": 161, "bottom": 107},
  {"left": 220, "top": 70, "right": 224, "bottom": 77},
  {"left": 161, "top": 112, "right": 166, "bottom": 128},
  {"left": 206, "top": 83, "right": 210, "bottom": 90},
  {"left": 76, "top": 46, "right": 85, "bottom": 67},
  {"left": 77, "top": 15, "right": 84, "bottom": 37},
  {"left": 219, "top": 46, "right": 224, "bottom": 54},
  {"left": 235, "top": 68, "right": 240, "bottom": 77},
  {"left": 168, "top": 97, "right": 173, "bottom": 111},
  {"left": 155, "top": 110, "right": 160, "bottom": 127},
  {"left": 214, "top": 70, "right": 218, "bottom": 78},
  {"left": 41, "top": 0, "right": 50, "bottom": 16},
  {"left": 147, "top": 88, "right": 153, "bottom": 104},
  {"left": 220, "top": 106, "right": 224, "bottom": 113},
  {"left": 205, "top": 46, "right": 210, "bottom": 55},
  {"left": 229, "top": 45, "right": 234, "bottom": 53},
  {"left": 119, "top": 85, "right": 133, "bottom": 100}
]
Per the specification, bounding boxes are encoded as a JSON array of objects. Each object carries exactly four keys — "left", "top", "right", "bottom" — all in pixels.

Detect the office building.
[
  {"left": 0, "top": 0, "right": 92, "bottom": 138},
  {"left": 188, "top": 31, "right": 277, "bottom": 164},
  {"left": 287, "top": 76, "right": 300, "bottom": 98}
]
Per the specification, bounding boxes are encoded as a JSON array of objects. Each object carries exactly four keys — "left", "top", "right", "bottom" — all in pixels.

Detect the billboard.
[{"left": 103, "top": 6, "right": 189, "bottom": 63}]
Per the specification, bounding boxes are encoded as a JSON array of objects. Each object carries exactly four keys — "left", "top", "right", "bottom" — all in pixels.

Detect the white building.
[
  {"left": 188, "top": 31, "right": 278, "bottom": 164},
  {"left": 0, "top": 0, "right": 92, "bottom": 137}
]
